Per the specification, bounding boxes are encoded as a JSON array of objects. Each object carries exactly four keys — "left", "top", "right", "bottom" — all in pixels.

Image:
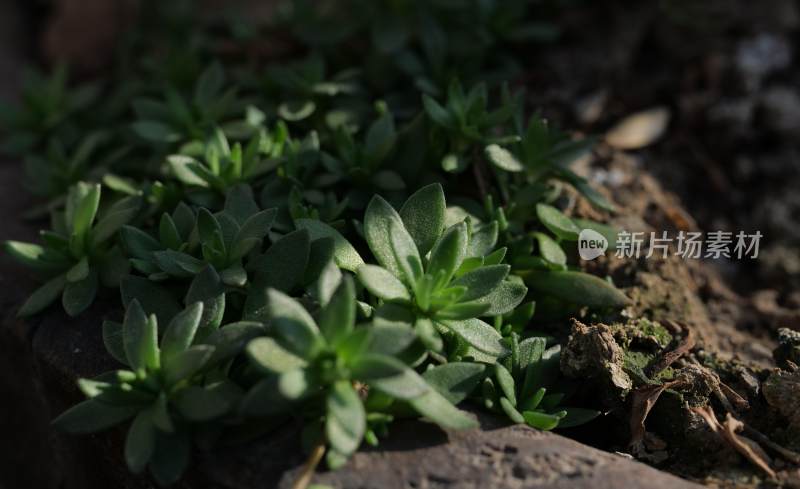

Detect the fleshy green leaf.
[
  {"left": 536, "top": 204, "right": 580, "bottom": 241},
  {"left": 18, "top": 274, "right": 66, "bottom": 317},
  {"left": 326, "top": 381, "right": 366, "bottom": 456},
  {"left": 319, "top": 275, "right": 356, "bottom": 345},
  {"left": 522, "top": 410, "right": 563, "bottom": 430},
  {"left": 160, "top": 302, "right": 204, "bottom": 362},
  {"left": 125, "top": 410, "right": 155, "bottom": 474},
  {"left": 428, "top": 222, "right": 467, "bottom": 283},
  {"left": 533, "top": 232, "right": 566, "bottom": 266},
  {"left": 517, "top": 337, "right": 546, "bottom": 374},
  {"left": 71, "top": 183, "right": 101, "bottom": 238},
  {"left": 92, "top": 196, "right": 142, "bottom": 245},
  {"left": 524, "top": 270, "right": 630, "bottom": 307},
  {"left": 295, "top": 219, "right": 364, "bottom": 272},
  {"left": 247, "top": 336, "right": 308, "bottom": 373},
  {"left": 121, "top": 276, "right": 181, "bottom": 325},
  {"left": 467, "top": 222, "right": 499, "bottom": 258},
  {"left": 61, "top": 269, "right": 98, "bottom": 317},
  {"left": 356, "top": 264, "right": 410, "bottom": 302},
  {"left": 369, "top": 305, "right": 416, "bottom": 355},
  {"left": 163, "top": 345, "right": 214, "bottom": 386},
  {"left": 352, "top": 354, "right": 428, "bottom": 400},
  {"left": 231, "top": 208, "right": 277, "bottom": 259},
  {"left": 408, "top": 387, "right": 478, "bottom": 430},
  {"left": 278, "top": 368, "right": 314, "bottom": 400},
  {"left": 194, "top": 62, "right": 225, "bottom": 105},
  {"left": 494, "top": 363, "right": 517, "bottom": 406},
  {"left": 204, "top": 321, "right": 265, "bottom": 365},
  {"left": 304, "top": 236, "right": 335, "bottom": 285},
  {"left": 267, "top": 288, "right": 322, "bottom": 356},
  {"left": 499, "top": 397, "right": 524, "bottom": 423},
  {"left": 399, "top": 183, "right": 446, "bottom": 256},
  {"left": 123, "top": 300, "right": 160, "bottom": 374},
  {"left": 249, "top": 229, "right": 309, "bottom": 293},
  {"left": 364, "top": 112, "right": 396, "bottom": 164},
  {"left": 175, "top": 382, "right": 240, "bottom": 422},
  {"left": 4, "top": 241, "right": 68, "bottom": 272},
  {"left": 464, "top": 280, "right": 528, "bottom": 316},
  {"left": 52, "top": 399, "right": 139, "bottom": 434},
  {"left": 415, "top": 317, "right": 443, "bottom": 352},
  {"left": 557, "top": 408, "right": 600, "bottom": 428},
  {"left": 439, "top": 318, "right": 508, "bottom": 359},
  {"left": 132, "top": 121, "right": 180, "bottom": 143},
  {"left": 422, "top": 362, "right": 486, "bottom": 405},
  {"left": 364, "top": 195, "right": 419, "bottom": 280},
  {"left": 388, "top": 219, "right": 423, "bottom": 286},
  {"left": 314, "top": 261, "right": 343, "bottom": 307},
  {"left": 451, "top": 264, "right": 509, "bottom": 302},
  {"left": 149, "top": 431, "right": 191, "bottom": 486},
  {"left": 184, "top": 266, "right": 226, "bottom": 336},
  {"left": 119, "top": 226, "right": 161, "bottom": 259},
  {"left": 434, "top": 301, "right": 490, "bottom": 320},
  {"left": 102, "top": 320, "right": 128, "bottom": 365},
  {"left": 485, "top": 144, "right": 524, "bottom": 172}
]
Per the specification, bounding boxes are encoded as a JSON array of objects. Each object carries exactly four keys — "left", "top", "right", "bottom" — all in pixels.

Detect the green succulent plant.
[
  {"left": 4, "top": 1, "right": 636, "bottom": 486},
  {"left": 53, "top": 299, "right": 260, "bottom": 485},
  {"left": 355, "top": 183, "right": 527, "bottom": 361},
  {"left": 485, "top": 114, "right": 615, "bottom": 213},
  {"left": 131, "top": 62, "right": 249, "bottom": 145},
  {"left": 484, "top": 337, "right": 600, "bottom": 430},
  {"left": 262, "top": 54, "right": 363, "bottom": 123},
  {"left": 242, "top": 272, "right": 477, "bottom": 468},
  {"left": 22, "top": 131, "right": 128, "bottom": 202},
  {"left": 120, "top": 186, "right": 276, "bottom": 286},
  {"left": 423, "top": 81, "right": 519, "bottom": 173},
  {"left": 0, "top": 65, "right": 100, "bottom": 155},
  {"left": 320, "top": 102, "right": 402, "bottom": 194},
  {"left": 167, "top": 125, "right": 285, "bottom": 198},
  {"left": 5, "top": 182, "right": 140, "bottom": 316}
]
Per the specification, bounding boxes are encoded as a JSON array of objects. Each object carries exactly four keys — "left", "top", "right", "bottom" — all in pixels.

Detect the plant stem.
[{"left": 291, "top": 441, "right": 327, "bottom": 489}]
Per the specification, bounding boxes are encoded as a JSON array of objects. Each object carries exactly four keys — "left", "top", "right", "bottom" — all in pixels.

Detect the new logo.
[{"left": 578, "top": 229, "right": 608, "bottom": 260}]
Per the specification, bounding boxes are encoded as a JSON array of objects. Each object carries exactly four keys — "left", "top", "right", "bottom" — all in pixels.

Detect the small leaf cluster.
[
  {"left": 53, "top": 299, "right": 259, "bottom": 485},
  {"left": 0, "top": 65, "right": 99, "bottom": 155},
  {"left": 484, "top": 338, "right": 599, "bottom": 430},
  {"left": 356, "top": 184, "right": 526, "bottom": 360},
  {"left": 243, "top": 273, "right": 476, "bottom": 468},
  {"left": 5, "top": 183, "right": 140, "bottom": 316},
  {"left": 120, "top": 185, "right": 276, "bottom": 287},
  {"left": 131, "top": 63, "right": 245, "bottom": 145},
  {"left": 167, "top": 125, "right": 283, "bottom": 198}
]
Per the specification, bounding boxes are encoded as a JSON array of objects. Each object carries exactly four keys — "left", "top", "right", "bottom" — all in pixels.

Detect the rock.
[
  {"left": 762, "top": 367, "right": 800, "bottom": 437},
  {"left": 773, "top": 328, "right": 800, "bottom": 369},
  {"left": 281, "top": 419, "right": 703, "bottom": 489},
  {"left": 561, "top": 320, "right": 633, "bottom": 399}
]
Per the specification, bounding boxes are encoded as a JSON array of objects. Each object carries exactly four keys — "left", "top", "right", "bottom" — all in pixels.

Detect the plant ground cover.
[{"left": 1, "top": 0, "right": 800, "bottom": 488}]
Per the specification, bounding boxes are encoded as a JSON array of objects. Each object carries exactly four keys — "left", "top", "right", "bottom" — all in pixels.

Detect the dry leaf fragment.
[
  {"left": 628, "top": 379, "right": 685, "bottom": 451},
  {"left": 645, "top": 321, "right": 695, "bottom": 378},
  {"left": 606, "top": 107, "right": 671, "bottom": 149},
  {"left": 691, "top": 406, "right": 777, "bottom": 479}
]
